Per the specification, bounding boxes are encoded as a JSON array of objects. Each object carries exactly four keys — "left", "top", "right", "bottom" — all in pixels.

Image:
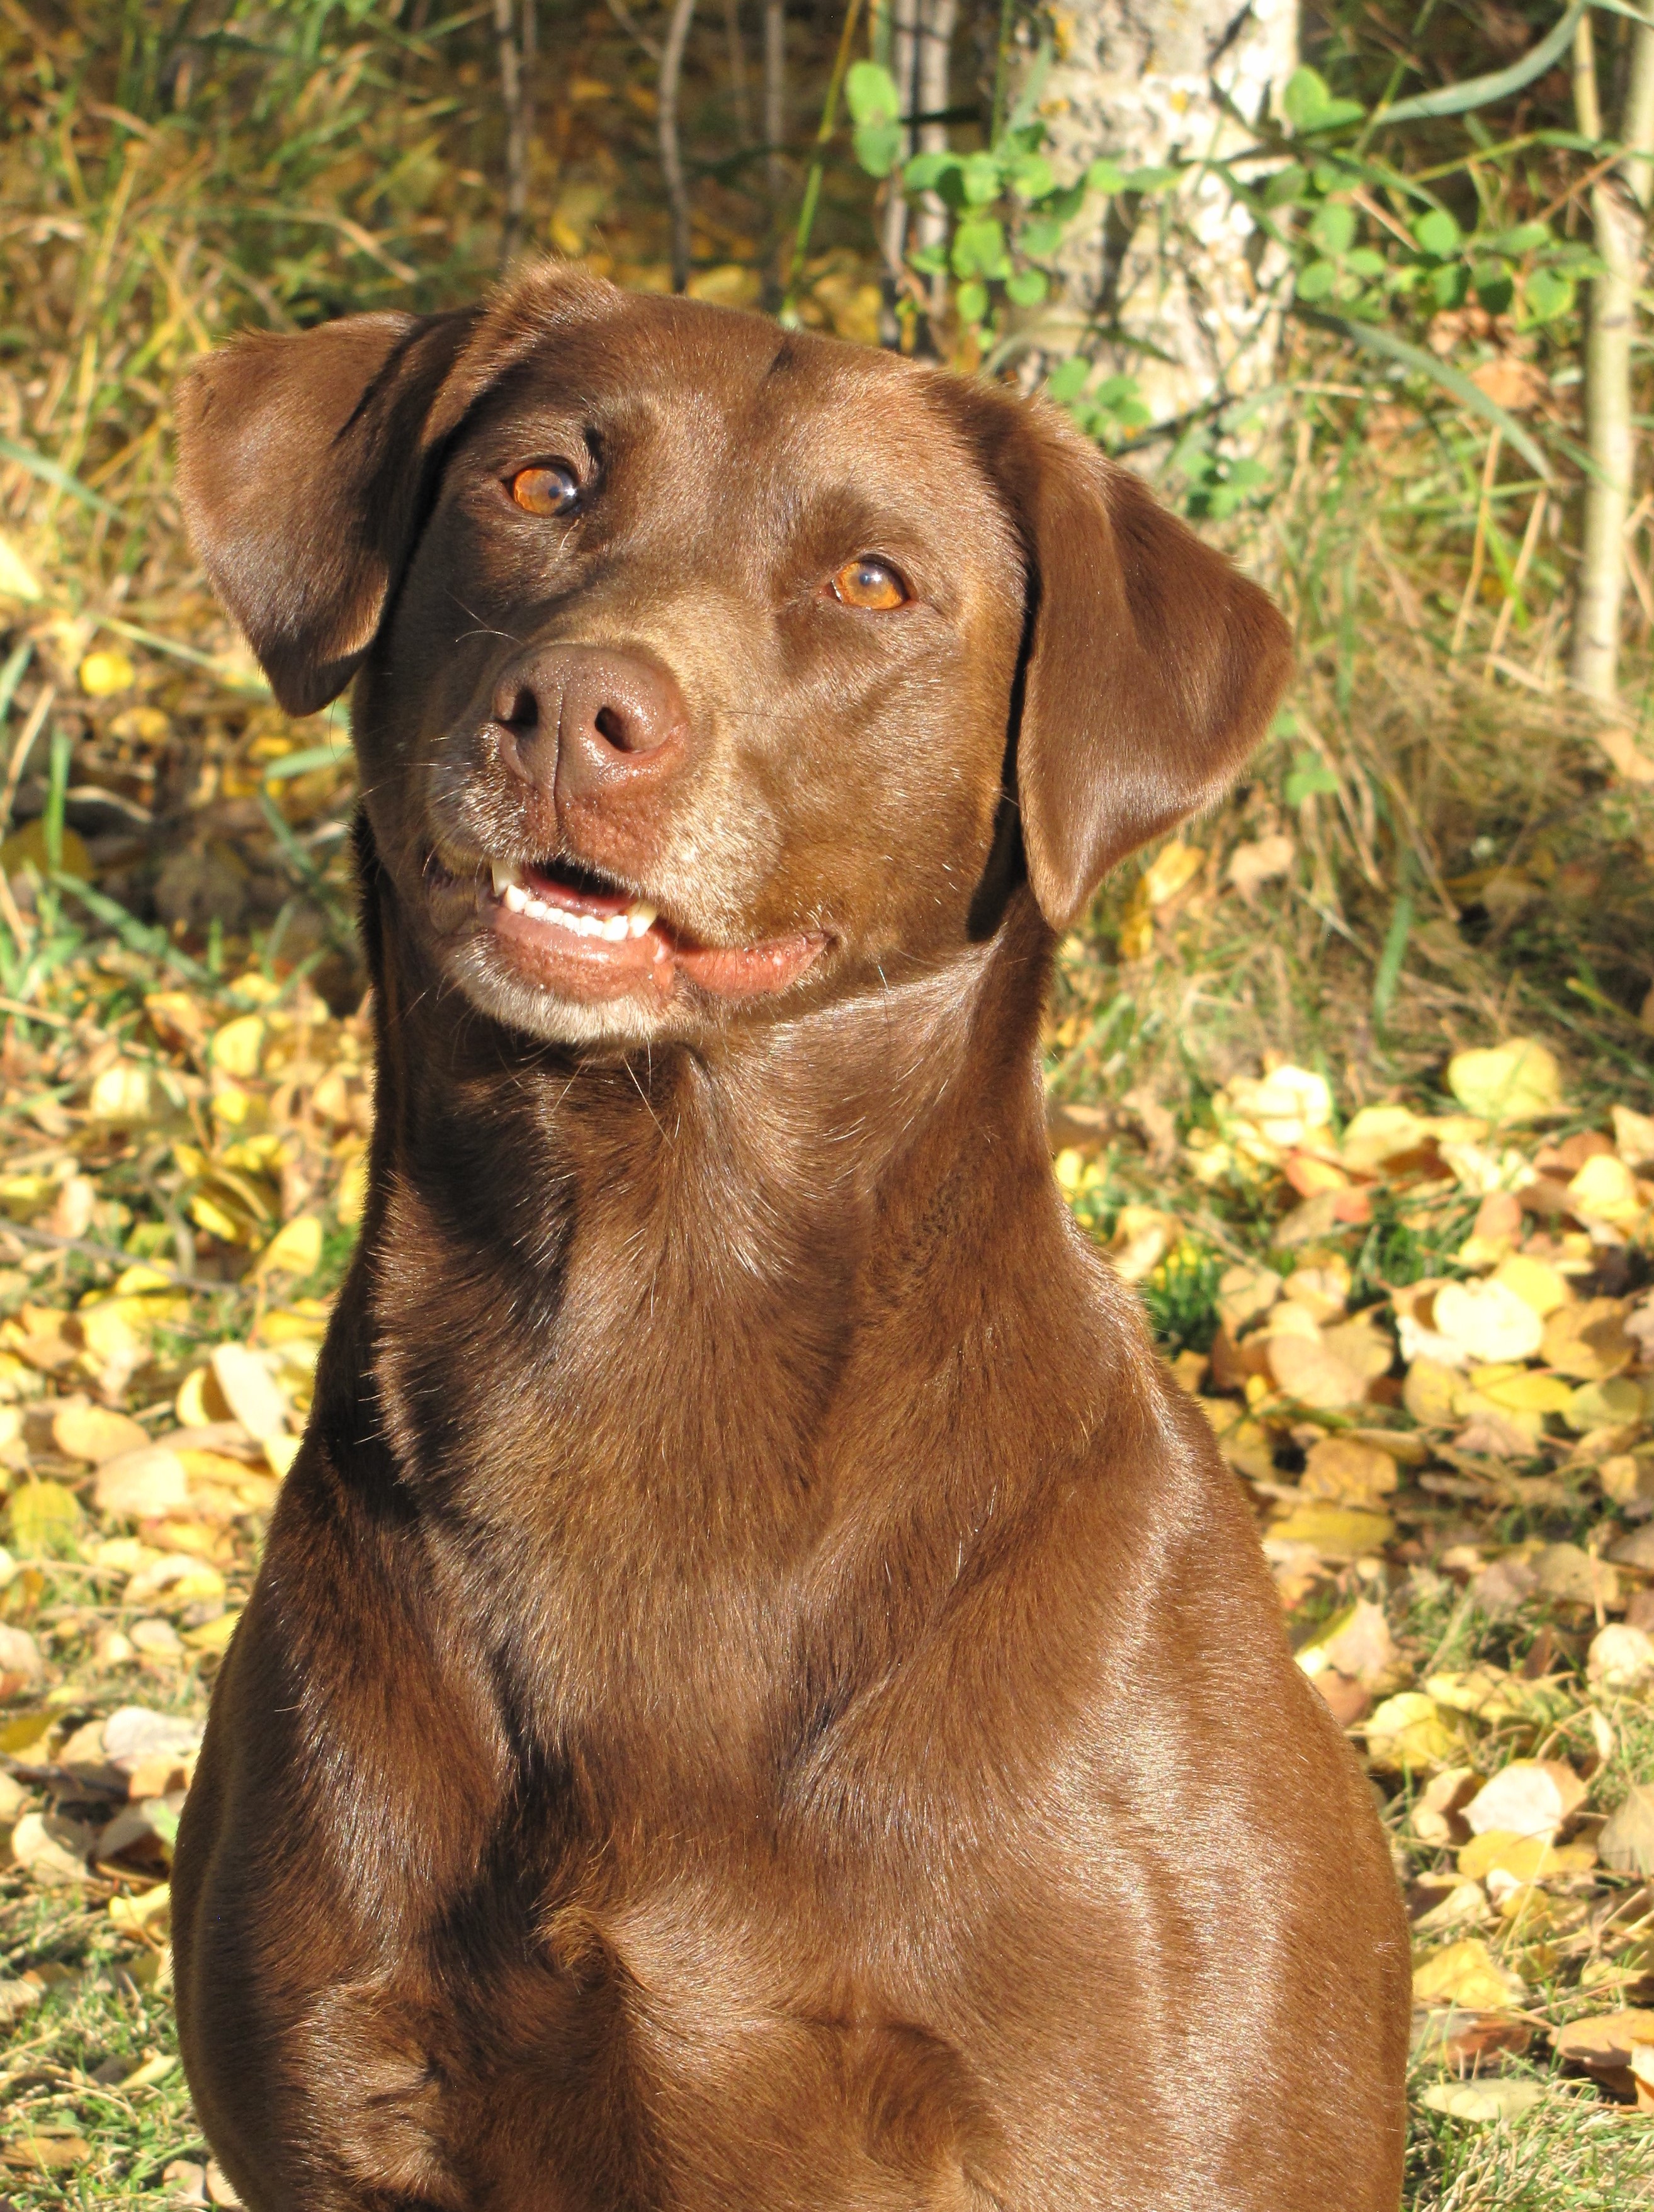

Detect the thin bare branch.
[{"left": 660, "top": 0, "right": 700, "bottom": 293}]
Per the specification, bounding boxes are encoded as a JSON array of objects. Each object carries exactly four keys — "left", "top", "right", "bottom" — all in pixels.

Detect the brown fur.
[{"left": 171, "top": 264, "right": 1408, "bottom": 2211}]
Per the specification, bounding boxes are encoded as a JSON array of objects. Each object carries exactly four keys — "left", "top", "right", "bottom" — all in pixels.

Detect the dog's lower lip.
[{"left": 477, "top": 857, "right": 826, "bottom": 1003}]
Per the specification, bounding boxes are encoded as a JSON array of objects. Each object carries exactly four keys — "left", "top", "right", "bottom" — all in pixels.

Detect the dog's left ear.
[{"left": 990, "top": 402, "right": 1293, "bottom": 931}]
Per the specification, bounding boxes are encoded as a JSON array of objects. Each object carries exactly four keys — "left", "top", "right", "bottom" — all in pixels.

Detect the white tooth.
[
  {"left": 600, "top": 913, "right": 630, "bottom": 941},
  {"left": 523, "top": 896, "right": 553, "bottom": 920},
  {"left": 503, "top": 883, "right": 530, "bottom": 913},
  {"left": 490, "top": 861, "right": 519, "bottom": 895},
  {"left": 627, "top": 903, "right": 657, "bottom": 937}
]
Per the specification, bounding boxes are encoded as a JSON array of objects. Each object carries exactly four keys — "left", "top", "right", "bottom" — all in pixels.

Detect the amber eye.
[
  {"left": 509, "top": 463, "right": 581, "bottom": 516},
  {"left": 830, "top": 557, "right": 909, "bottom": 611}
]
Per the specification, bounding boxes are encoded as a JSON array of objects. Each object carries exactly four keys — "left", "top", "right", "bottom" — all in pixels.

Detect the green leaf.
[
  {"left": 903, "top": 150, "right": 960, "bottom": 193},
  {"left": 1019, "top": 216, "right": 1067, "bottom": 258},
  {"left": 1281, "top": 65, "right": 1365, "bottom": 134},
  {"left": 953, "top": 216, "right": 1010, "bottom": 279},
  {"left": 1296, "top": 260, "right": 1339, "bottom": 302},
  {"left": 147, "top": 1800, "right": 183, "bottom": 1849},
  {"left": 1007, "top": 151, "right": 1055, "bottom": 200},
  {"left": 1523, "top": 266, "right": 1575, "bottom": 324},
  {"left": 1045, "top": 356, "right": 1092, "bottom": 403},
  {"left": 1085, "top": 157, "right": 1124, "bottom": 195},
  {"left": 1473, "top": 263, "right": 1515, "bottom": 313},
  {"left": 1430, "top": 262, "right": 1468, "bottom": 308},
  {"left": 1169, "top": 429, "right": 1213, "bottom": 478},
  {"left": 956, "top": 280, "right": 989, "bottom": 325},
  {"left": 1293, "top": 307, "right": 1555, "bottom": 480},
  {"left": 1034, "top": 182, "right": 1086, "bottom": 223},
  {"left": 1264, "top": 164, "right": 1310, "bottom": 207},
  {"left": 844, "top": 60, "right": 900, "bottom": 127},
  {"left": 961, "top": 151, "right": 1002, "bottom": 206},
  {"left": 1309, "top": 201, "right": 1356, "bottom": 256},
  {"left": 1123, "top": 164, "right": 1178, "bottom": 193},
  {"left": 907, "top": 242, "right": 948, "bottom": 275},
  {"left": 1493, "top": 221, "right": 1551, "bottom": 256},
  {"left": 1284, "top": 752, "right": 1340, "bottom": 805},
  {"left": 1005, "top": 268, "right": 1048, "bottom": 306},
  {"left": 853, "top": 120, "right": 903, "bottom": 178},
  {"left": 1412, "top": 208, "right": 1460, "bottom": 258},
  {"left": 1346, "top": 247, "right": 1387, "bottom": 278}
]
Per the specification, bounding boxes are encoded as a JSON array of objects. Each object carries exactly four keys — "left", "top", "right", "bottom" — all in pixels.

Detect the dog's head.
[{"left": 176, "top": 264, "right": 1290, "bottom": 1047}]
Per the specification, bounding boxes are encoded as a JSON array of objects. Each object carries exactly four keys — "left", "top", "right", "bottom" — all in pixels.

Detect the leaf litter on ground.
[{"left": 1050, "top": 1025, "right": 1654, "bottom": 2153}]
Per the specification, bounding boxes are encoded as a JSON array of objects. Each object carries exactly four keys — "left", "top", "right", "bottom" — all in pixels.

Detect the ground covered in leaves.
[{"left": 0, "top": 886, "right": 1649, "bottom": 2208}]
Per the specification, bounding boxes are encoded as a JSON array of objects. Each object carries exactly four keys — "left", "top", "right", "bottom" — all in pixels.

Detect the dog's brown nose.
[{"left": 494, "top": 645, "right": 687, "bottom": 801}]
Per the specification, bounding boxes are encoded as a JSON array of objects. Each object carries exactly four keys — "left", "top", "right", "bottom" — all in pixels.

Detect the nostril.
[
  {"left": 592, "top": 704, "right": 627, "bottom": 750},
  {"left": 500, "top": 684, "right": 539, "bottom": 730}
]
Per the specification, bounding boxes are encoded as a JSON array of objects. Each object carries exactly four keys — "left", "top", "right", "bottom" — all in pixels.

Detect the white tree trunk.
[
  {"left": 881, "top": 0, "right": 961, "bottom": 320},
  {"left": 1571, "top": 21, "right": 1654, "bottom": 705},
  {"left": 1036, "top": 0, "right": 1298, "bottom": 426}
]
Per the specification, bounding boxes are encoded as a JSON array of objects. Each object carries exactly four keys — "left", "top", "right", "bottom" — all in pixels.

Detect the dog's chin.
[{"left": 444, "top": 939, "right": 698, "bottom": 1047}]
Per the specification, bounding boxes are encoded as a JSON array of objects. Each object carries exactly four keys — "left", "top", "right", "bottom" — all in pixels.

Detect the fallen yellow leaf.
[
  {"left": 1446, "top": 1038, "right": 1562, "bottom": 1124},
  {"left": 1300, "top": 1435, "right": 1398, "bottom": 1505},
  {"left": 253, "top": 1214, "right": 323, "bottom": 1278},
  {"left": 181, "top": 1609, "right": 242, "bottom": 1653},
  {"left": 1458, "top": 1831, "right": 1596, "bottom": 1884},
  {"left": 1412, "top": 1936, "right": 1526, "bottom": 2012},
  {"left": 1364, "top": 1691, "right": 1466, "bottom": 1773},
  {"left": 209, "top": 1013, "right": 266, "bottom": 1079},
  {"left": 78, "top": 648, "right": 135, "bottom": 694}
]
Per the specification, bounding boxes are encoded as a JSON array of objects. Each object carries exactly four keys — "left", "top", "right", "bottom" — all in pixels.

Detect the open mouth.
[
  {"left": 479, "top": 855, "right": 827, "bottom": 1005},
  {"left": 490, "top": 855, "right": 659, "bottom": 942}
]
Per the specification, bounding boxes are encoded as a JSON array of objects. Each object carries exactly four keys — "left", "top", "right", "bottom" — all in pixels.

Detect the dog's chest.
[{"left": 312, "top": 1809, "right": 1007, "bottom": 2211}]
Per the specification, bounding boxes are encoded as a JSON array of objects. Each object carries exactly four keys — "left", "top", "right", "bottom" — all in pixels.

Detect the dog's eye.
[
  {"left": 509, "top": 463, "right": 581, "bottom": 517},
  {"left": 831, "top": 558, "right": 909, "bottom": 611}
]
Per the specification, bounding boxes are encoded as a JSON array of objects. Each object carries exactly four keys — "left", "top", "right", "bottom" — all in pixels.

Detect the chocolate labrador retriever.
[{"left": 171, "top": 262, "right": 1408, "bottom": 2211}]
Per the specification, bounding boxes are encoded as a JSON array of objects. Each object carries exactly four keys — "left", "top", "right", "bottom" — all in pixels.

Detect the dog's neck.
[{"left": 368, "top": 884, "right": 1055, "bottom": 1276}]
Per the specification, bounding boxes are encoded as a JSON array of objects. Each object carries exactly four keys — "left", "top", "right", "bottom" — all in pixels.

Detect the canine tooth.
[
  {"left": 600, "top": 914, "right": 630, "bottom": 942},
  {"left": 502, "top": 882, "right": 530, "bottom": 913},
  {"left": 490, "top": 861, "right": 519, "bottom": 895},
  {"left": 627, "top": 903, "right": 657, "bottom": 937}
]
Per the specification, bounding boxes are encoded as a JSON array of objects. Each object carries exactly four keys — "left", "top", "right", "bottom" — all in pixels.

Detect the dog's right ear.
[{"left": 175, "top": 312, "right": 473, "bottom": 716}]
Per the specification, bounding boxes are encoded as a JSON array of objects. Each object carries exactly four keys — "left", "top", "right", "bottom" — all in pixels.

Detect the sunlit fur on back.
[{"left": 169, "top": 264, "right": 1407, "bottom": 2211}]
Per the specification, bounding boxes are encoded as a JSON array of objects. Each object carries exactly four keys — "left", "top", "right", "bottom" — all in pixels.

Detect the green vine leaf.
[
  {"left": 1282, "top": 66, "right": 1366, "bottom": 135},
  {"left": 844, "top": 60, "right": 899, "bottom": 127}
]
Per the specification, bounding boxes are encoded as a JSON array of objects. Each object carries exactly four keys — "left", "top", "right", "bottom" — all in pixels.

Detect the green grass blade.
[
  {"left": 1376, "top": 3, "right": 1585, "bottom": 126},
  {"left": 1294, "top": 308, "right": 1555, "bottom": 480},
  {"left": 0, "top": 435, "right": 124, "bottom": 518}
]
